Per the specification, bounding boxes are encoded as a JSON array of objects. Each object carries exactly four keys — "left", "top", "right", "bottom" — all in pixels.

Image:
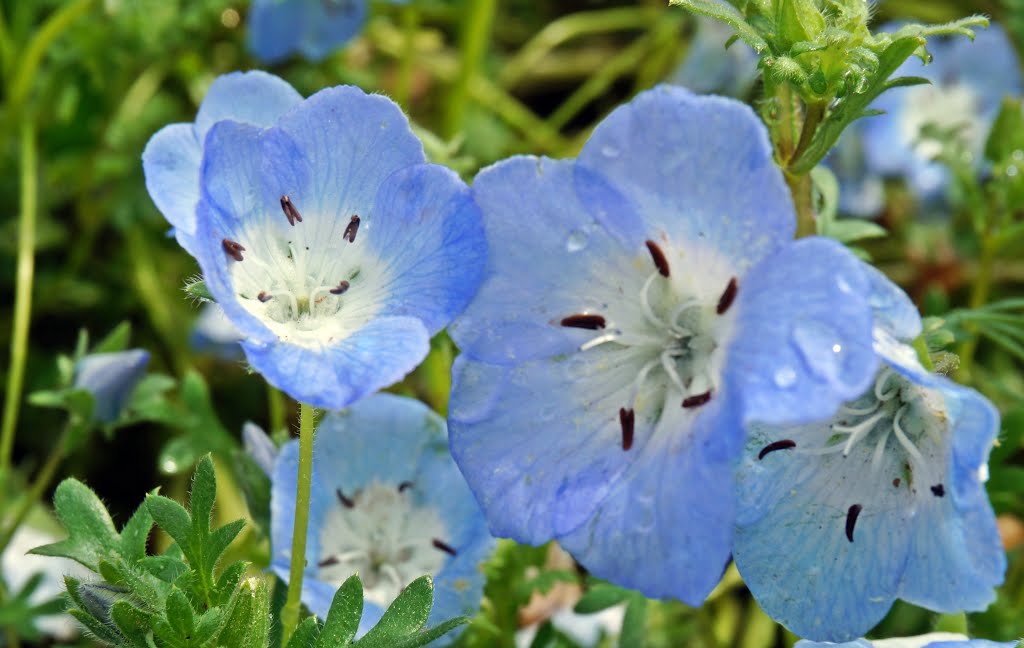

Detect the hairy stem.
[{"left": 280, "top": 402, "right": 317, "bottom": 643}]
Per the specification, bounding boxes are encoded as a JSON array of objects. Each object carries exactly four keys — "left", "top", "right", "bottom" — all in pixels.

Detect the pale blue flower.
[
  {"left": 248, "top": 0, "right": 406, "bottom": 64},
  {"left": 173, "top": 82, "right": 485, "bottom": 408},
  {"left": 73, "top": 349, "right": 149, "bottom": 423},
  {"left": 825, "top": 125, "right": 886, "bottom": 218},
  {"left": 734, "top": 266, "right": 1005, "bottom": 642},
  {"left": 862, "top": 24, "right": 1022, "bottom": 202},
  {"left": 143, "top": 71, "right": 303, "bottom": 255},
  {"left": 448, "top": 86, "right": 884, "bottom": 604},
  {"left": 671, "top": 16, "right": 759, "bottom": 97},
  {"left": 190, "top": 303, "right": 244, "bottom": 360},
  {"left": 795, "top": 633, "right": 1017, "bottom": 648},
  {"left": 270, "top": 394, "right": 493, "bottom": 640}
]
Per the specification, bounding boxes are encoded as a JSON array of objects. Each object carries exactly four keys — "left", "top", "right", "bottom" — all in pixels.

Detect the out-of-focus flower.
[
  {"left": 735, "top": 266, "right": 1004, "bottom": 642},
  {"left": 861, "top": 24, "right": 1022, "bottom": 202},
  {"left": 270, "top": 394, "right": 494, "bottom": 639},
  {"left": 448, "top": 85, "right": 883, "bottom": 604},
  {"left": 73, "top": 349, "right": 149, "bottom": 423},
  {"left": 143, "top": 71, "right": 303, "bottom": 255},
  {"left": 795, "top": 632, "right": 1017, "bottom": 648},
  {"left": 190, "top": 303, "right": 244, "bottom": 360},
  {"left": 247, "top": 0, "right": 407, "bottom": 64},
  {"left": 671, "top": 16, "right": 759, "bottom": 97}
]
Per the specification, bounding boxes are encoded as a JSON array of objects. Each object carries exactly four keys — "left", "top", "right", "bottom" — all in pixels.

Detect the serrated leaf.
[
  {"left": 146, "top": 495, "right": 192, "bottom": 545},
  {"left": 190, "top": 455, "right": 217, "bottom": 535},
  {"left": 354, "top": 575, "right": 433, "bottom": 647},
  {"left": 286, "top": 616, "right": 322, "bottom": 648},
  {"left": 120, "top": 500, "right": 154, "bottom": 562},
  {"left": 574, "top": 584, "right": 631, "bottom": 614},
  {"left": 208, "top": 520, "right": 245, "bottom": 567},
  {"left": 316, "top": 575, "right": 363, "bottom": 648},
  {"left": 31, "top": 479, "right": 120, "bottom": 571}
]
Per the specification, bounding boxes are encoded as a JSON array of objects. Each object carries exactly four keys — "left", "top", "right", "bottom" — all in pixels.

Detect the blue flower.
[
  {"left": 190, "top": 303, "right": 244, "bottom": 360},
  {"left": 185, "top": 84, "right": 485, "bottom": 409},
  {"left": 270, "top": 394, "right": 494, "bottom": 639},
  {"left": 795, "top": 633, "right": 1017, "bottom": 648},
  {"left": 733, "top": 265, "right": 1005, "bottom": 642},
  {"left": 447, "top": 86, "right": 883, "bottom": 604},
  {"left": 824, "top": 125, "right": 886, "bottom": 218},
  {"left": 861, "top": 24, "right": 1022, "bottom": 202},
  {"left": 73, "top": 349, "right": 150, "bottom": 423},
  {"left": 247, "top": 0, "right": 406, "bottom": 64},
  {"left": 671, "top": 16, "right": 759, "bottom": 97},
  {"left": 143, "top": 71, "right": 303, "bottom": 255}
]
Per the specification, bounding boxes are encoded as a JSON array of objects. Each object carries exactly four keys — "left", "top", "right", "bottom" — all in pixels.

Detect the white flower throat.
[
  {"left": 316, "top": 481, "right": 452, "bottom": 609},
  {"left": 220, "top": 196, "right": 384, "bottom": 348},
  {"left": 757, "top": 367, "right": 950, "bottom": 543},
  {"left": 560, "top": 238, "right": 738, "bottom": 450}
]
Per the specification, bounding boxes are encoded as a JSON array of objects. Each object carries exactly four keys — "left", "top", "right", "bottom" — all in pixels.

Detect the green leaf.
[
  {"left": 884, "top": 75, "right": 931, "bottom": 90},
  {"left": 618, "top": 592, "right": 648, "bottom": 648},
  {"left": 218, "top": 576, "right": 271, "bottom": 648},
  {"left": 146, "top": 495, "right": 192, "bottom": 546},
  {"left": 109, "top": 600, "right": 153, "bottom": 648},
  {"left": 31, "top": 478, "right": 120, "bottom": 571},
  {"left": 354, "top": 575, "right": 433, "bottom": 647},
  {"left": 120, "top": 500, "right": 154, "bottom": 562},
  {"left": 165, "top": 588, "right": 196, "bottom": 639},
  {"left": 93, "top": 321, "right": 133, "bottom": 353},
  {"left": 286, "top": 616, "right": 322, "bottom": 648},
  {"left": 316, "top": 574, "right": 364, "bottom": 648},
  {"left": 183, "top": 278, "right": 213, "bottom": 301},
  {"left": 985, "top": 97, "right": 1024, "bottom": 162},
  {"left": 574, "top": 584, "right": 631, "bottom": 614},
  {"left": 385, "top": 617, "right": 471, "bottom": 648},
  {"left": 668, "top": 0, "right": 768, "bottom": 52},
  {"left": 810, "top": 165, "right": 839, "bottom": 228},
  {"left": 69, "top": 608, "right": 123, "bottom": 645},
  {"left": 820, "top": 218, "right": 888, "bottom": 244}
]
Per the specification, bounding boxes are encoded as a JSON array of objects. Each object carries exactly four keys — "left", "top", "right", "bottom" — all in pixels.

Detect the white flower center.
[
  {"left": 900, "top": 82, "right": 982, "bottom": 160},
  {"left": 316, "top": 481, "right": 450, "bottom": 609},
  {"left": 223, "top": 199, "right": 387, "bottom": 349}
]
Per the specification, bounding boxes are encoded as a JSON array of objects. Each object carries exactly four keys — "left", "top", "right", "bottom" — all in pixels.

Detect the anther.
[
  {"left": 318, "top": 556, "right": 340, "bottom": 568},
  {"left": 343, "top": 215, "right": 360, "bottom": 242},
  {"left": 682, "top": 390, "right": 712, "bottom": 409},
  {"left": 280, "top": 195, "right": 303, "bottom": 226},
  {"left": 892, "top": 478, "right": 901, "bottom": 488},
  {"left": 845, "top": 504, "right": 862, "bottom": 543},
  {"left": 930, "top": 484, "right": 945, "bottom": 497},
  {"left": 758, "top": 439, "right": 796, "bottom": 460},
  {"left": 619, "top": 408, "right": 635, "bottom": 451},
  {"left": 258, "top": 291, "right": 272, "bottom": 303},
  {"left": 561, "top": 314, "right": 606, "bottom": 330},
  {"left": 432, "top": 538, "right": 458, "bottom": 556},
  {"left": 329, "top": 280, "right": 350, "bottom": 295},
  {"left": 397, "top": 481, "right": 414, "bottom": 493},
  {"left": 645, "top": 240, "right": 670, "bottom": 277},
  {"left": 222, "top": 239, "right": 245, "bottom": 261},
  {"left": 716, "top": 277, "right": 739, "bottom": 315},
  {"left": 336, "top": 488, "right": 355, "bottom": 509}
]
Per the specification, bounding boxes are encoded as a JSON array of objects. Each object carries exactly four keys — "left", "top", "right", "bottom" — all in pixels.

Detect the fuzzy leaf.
[
  {"left": 354, "top": 576, "right": 433, "bottom": 647},
  {"left": 316, "top": 574, "right": 364, "bottom": 648},
  {"left": 30, "top": 479, "right": 119, "bottom": 570}
]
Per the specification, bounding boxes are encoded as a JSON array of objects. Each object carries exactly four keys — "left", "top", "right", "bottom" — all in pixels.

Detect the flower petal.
[
  {"left": 727, "top": 237, "right": 878, "bottom": 425},
  {"left": 297, "top": 1, "right": 367, "bottom": 61},
  {"left": 195, "top": 70, "right": 303, "bottom": 142},
  {"left": 577, "top": 85, "right": 794, "bottom": 272},
  {"left": 141, "top": 123, "right": 202, "bottom": 251},
  {"left": 247, "top": 0, "right": 308, "bottom": 64},
  {"left": 449, "top": 156, "right": 645, "bottom": 364},
  {"left": 243, "top": 316, "right": 429, "bottom": 410},
  {"left": 362, "top": 164, "right": 486, "bottom": 335}
]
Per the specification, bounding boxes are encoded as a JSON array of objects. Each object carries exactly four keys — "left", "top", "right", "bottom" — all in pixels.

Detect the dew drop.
[
  {"left": 835, "top": 275, "right": 852, "bottom": 294},
  {"left": 566, "top": 228, "right": 589, "bottom": 252},
  {"left": 600, "top": 145, "right": 620, "bottom": 159},
  {"left": 773, "top": 366, "right": 797, "bottom": 388},
  {"left": 1007, "top": 165, "right": 1018, "bottom": 177},
  {"left": 791, "top": 322, "right": 845, "bottom": 385}
]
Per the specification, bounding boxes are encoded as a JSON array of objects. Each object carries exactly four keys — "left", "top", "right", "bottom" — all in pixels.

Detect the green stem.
[
  {"left": 394, "top": 3, "right": 420, "bottom": 111},
  {"left": 786, "top": 171, "right": 817, "bottom": 238},
  {"left": 955, "top": 237, "right": 997, "bottom": 382},
  {"left": 267, "top": 383, "right": 286, "bottom": 436},
  {"left": 280, "top": 402, "right": 316, "bottom": 644},
  {"left": 125, "top": 227, "right": 187, "bottom": 376},
  {"left": 443, "top": 0, "right": 496, "bottom": 138},
  {"left": 0, "top": 426, "right": 69, "bottom": 557},
  {"left": 769, "top": 83, "right": 818, "bottom": 238},
  {"left": 0, "top": 118, "right": 37, "bottom": 492}
]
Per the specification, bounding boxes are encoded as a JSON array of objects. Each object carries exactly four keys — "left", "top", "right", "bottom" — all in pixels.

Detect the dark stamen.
[
  {"left": 892, "top": 478, "right": 901, "bottom": 488},
  {"left": 343, "top": 215, "right": 360, "bottom": 243},
  {"left": 845, "top": 504, "right": 862, "bottom": 543},
  {"left": 432, "top": 538, "right": 458, "bottom": 556},
  {"left": 560, "top": 314, "right": 606, "bottom": 330},
  {"left": 222, "top": 239, "right": 245, "bottom": 262},
  {"left": 930, "top": 484, "right": 945, "bottom": 497},
  {"left": 336, "top": 488, "right": 355, "bottom": 509},
  {"left": 682, "top": 390, "right": 712, "bottom": 409},
  {"left": 280, "top": 195, "right": 303, "bottom": 226},
  {"left": 758, "top": 439, "right": 796, "bottom": 460},
  {"left": 397, "top": 481, "right": 414, "bottom": 493},
  {"left": 716, "top": 277, "right": 739, "bottom": 315},
  {"left": 329, "top": 280, "right": 350, "bottom": 295},
  {"left": 645, "top": 240, "right": 670, "bottom": 277},
  {"left": 258, "top": 291, "right": 272, "bottom": 303},
  {"left": 318, "top": 556, "right": 340, "bottom": 568},
  {"left": 619, "top": 408, "right": 635, "bottom": 451}
]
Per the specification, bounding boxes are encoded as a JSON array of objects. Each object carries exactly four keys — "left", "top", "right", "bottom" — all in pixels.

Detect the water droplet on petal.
[
  {"left": 600, "top": 145, "right": 620, "bottom": 159},
  {"left": 773, "top": 366, "right": 797, "bottom": 388},
  {"left": 836, "top": 276, "right": 852, "bottom": 294},
  {"left": 566, "top": 228, "right": 589, "bottom": 252},
  {"left": 791, "top": 322, "right": 845, "bottom": 385}
]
